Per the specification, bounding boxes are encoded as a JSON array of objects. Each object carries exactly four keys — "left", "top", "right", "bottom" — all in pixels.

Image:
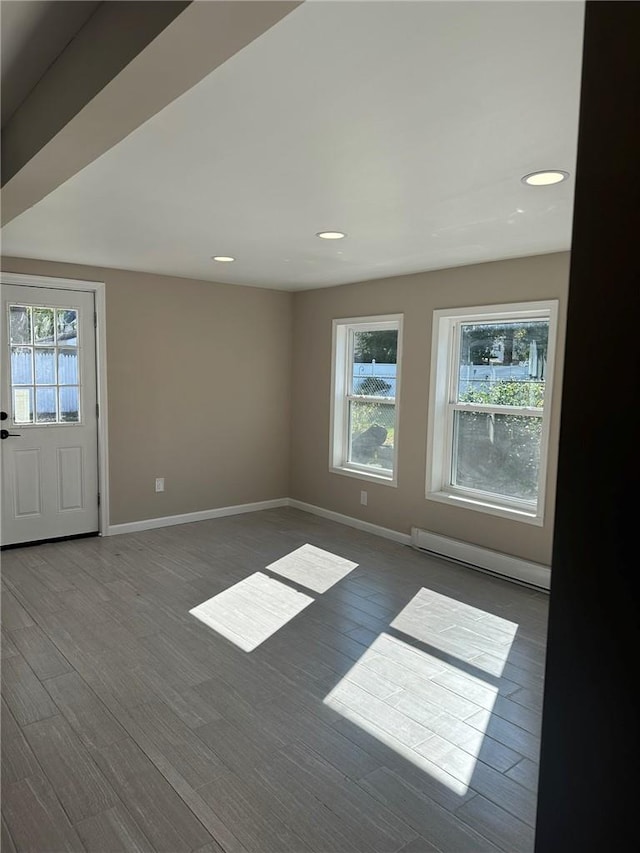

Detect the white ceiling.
[{"left": 1, "top": 0, "right": 585, "bottom": 291}]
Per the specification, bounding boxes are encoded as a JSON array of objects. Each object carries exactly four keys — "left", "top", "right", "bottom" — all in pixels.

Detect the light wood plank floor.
[{"left": 1, "top": 508, "right": 548, "bottom": 853}]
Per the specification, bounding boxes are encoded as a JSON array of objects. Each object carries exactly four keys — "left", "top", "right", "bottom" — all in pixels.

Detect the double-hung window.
[
  {"left": 330, "top": 315, "right": 402, "bottom": 485},
  {"left": 426, "top": 301, "right": 558, "bottom": 524}
]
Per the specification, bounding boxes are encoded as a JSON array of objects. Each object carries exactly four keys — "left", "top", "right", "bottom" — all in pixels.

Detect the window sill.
[
  {"left": 330, "top": 465, "right": 397, "bottom": 487},
  {"left": 426, "top": 489, "right": 543, "bottom": 526}
]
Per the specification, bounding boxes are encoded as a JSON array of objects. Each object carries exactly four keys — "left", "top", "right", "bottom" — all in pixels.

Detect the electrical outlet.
[
  {"left": 360, "top": 490, "right": 368, "bottom": 506},
  {"left": 155, "top": 478, "right": 165, "bottom": 492}
]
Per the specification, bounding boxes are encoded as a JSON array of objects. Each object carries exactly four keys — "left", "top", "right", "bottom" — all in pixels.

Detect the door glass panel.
[
  {"left": 56, "top": 309, "right": 78, "bottom": 345},
  {"left": 7, "top": 303, "right": 83, "bottom": 425},
  {"left": 58, "top": 349, "right": 78, "bottom": 384},
  {"left": 35, "top": 348, "right": 56, "bottom": 384},
  {"left": 10, "top": 306, "right": 32, "bottom": 344},
  {"left": 11, "top": 346, "right": 33, "bottom": 384},
  {"left": 33, "top": 308, "right": 55, "bottom": 344},
  {"left": 59, "top": 387, "right": 80, "bottom": 422},
  {"left": 13, "top": 387, "right": 34, "bottom": 424},
  {"left": 36, "top": 387, "right": 57, "bottom": 423}
]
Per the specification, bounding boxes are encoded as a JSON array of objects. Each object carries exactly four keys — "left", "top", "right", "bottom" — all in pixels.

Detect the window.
[
  {"left": 9, "top": 304, "right": 81, "bottom": 424},
  {"left": 330, "top": 315, "right": 402, "bottom": 485},
  {"left": 426, "top": 301, "right": 558, "bottom": 524}
]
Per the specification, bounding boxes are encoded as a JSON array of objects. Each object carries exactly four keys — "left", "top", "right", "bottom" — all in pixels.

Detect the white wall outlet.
[
  {"left": 360, "top": 490, "right": 368, "bottom": 506},
  {"left": 155, "top": 478, "right": 165, "bottom": 492}
]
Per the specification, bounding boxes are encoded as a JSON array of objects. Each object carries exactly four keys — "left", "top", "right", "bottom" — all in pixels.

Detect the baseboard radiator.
[{"left": 410, "top": 528, "right": 551, "bottom": 590}]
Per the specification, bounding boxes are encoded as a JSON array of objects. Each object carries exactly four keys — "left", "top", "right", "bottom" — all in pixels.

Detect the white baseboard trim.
[
  {"left": 106, "top": 499, "right": 547, "bottom": 590},
  {"left": 411, "top": 527, "right": 551, "bottom": 590},
  {"left": 106, "top": 498, "right": 289, "bottom": 536},
  {"left": 288, "top": 499, "right": 412, "bottom": 546}
]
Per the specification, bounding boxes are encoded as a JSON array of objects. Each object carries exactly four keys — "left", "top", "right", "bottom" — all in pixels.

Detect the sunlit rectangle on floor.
[
  {"left": 265, "top": 543, "right": 358, "bottom": 593},
  {"left": 189, "top": 571, "right": 314, "bottom": 652},
  {"left": 324, "top": 589, "right": 517, "bottom": 794},
  {"left": 390, "top": 587, "right": 518, "bottom": 675}
]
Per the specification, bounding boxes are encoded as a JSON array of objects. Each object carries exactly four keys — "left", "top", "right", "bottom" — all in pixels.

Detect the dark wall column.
[{"left": 535, "top": 2, "right": 639, "bottom": 850}]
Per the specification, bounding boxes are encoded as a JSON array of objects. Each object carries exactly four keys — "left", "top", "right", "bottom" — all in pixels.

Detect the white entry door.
[{"left": 1, "top": 284, "right": 99, "bottom": 546}]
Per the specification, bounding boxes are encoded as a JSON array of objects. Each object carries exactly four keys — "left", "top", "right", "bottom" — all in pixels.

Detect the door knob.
[
  {"left": 0, "top": 429, "right": 21, "bottom": 439},
  {"left": 0, "top": 411, "right": 7, "bottom": 420}
]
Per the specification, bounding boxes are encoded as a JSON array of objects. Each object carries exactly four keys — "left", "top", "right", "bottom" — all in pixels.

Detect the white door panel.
[
  {"left": 1, "top": 284, "right": 99, "bottom": 546},
  {"left": 13, "top": 447, "right": 42, "bottom": 516}
]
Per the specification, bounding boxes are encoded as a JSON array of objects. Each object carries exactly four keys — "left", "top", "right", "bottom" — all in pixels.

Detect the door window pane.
[
  {"left": 10, "top": 306, "right": 31, "bottom": 344},
  {"left": 56, "top": 309, "right": 78, "bottom": 345},
  {"left": 7, "top": 303, "right": 84, "bottom": 425},
  {"left": 13, "top": 388, "right": 33, "bottom": 424},
  {"left": 59, "top": 387, "right": 80, "bottom": 422},
  {"left": 35, "top": 348, "right": 56, "bottom": 384},
  {"left": 58, "top": 350, "right": 78, "bottom": 384},
  {"left": 33, "top": 308, "right": 55, "bottom": 344},
  {"left": 10, "top": 347, "right": 33, "bottom": 384},
  {"left": 35, "top": 387, "right": 57, "bottom": 423}
]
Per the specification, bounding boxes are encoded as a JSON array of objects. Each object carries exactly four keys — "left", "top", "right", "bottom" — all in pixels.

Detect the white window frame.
[
  {"left": 425, "top": 300, "right": 559, "bottom": 525},
  {"left": 330, "top": 314, "right": 403, "bottom": 486}
]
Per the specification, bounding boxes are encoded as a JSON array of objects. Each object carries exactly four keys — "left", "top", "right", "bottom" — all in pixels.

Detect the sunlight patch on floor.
[
  {"left": 189, "top": 571, "right": 314, "bottom": 651},
  {"left": 391, "top": 587, "right": 519, "bottom": 675},
  {"left": 324, "top": 590, "right": 518, "bottom": 794},
  {"left": 265, "top": 543, "right": 358, "bottom": 593}
]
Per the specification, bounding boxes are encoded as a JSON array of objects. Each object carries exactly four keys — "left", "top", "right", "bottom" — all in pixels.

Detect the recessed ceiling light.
[
  {"left": 212, "top": 256, "right": 235, "bottom": 262},
  {"left": 522, "top": 170, "right": 569, "bottom": 186},
  {"left": 316, "top": 231, "right": 346, "bottom": 240}
]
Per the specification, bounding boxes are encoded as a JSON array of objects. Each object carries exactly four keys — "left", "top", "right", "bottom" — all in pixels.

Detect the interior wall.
[
  {"left": 1, "top": 256, "right": 293, "bottom": 525},
  {"left": 290, "top": 252, "right": 570, "bottom": 567},
  {"left": 2, "top": 251, "right": 569, "bottom": 561}
]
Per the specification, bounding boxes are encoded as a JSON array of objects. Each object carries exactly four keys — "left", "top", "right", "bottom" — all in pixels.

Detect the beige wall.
[
  {"left": 2, "top": 251, "right": 568, "bottom": 563},
  {"left": 1, "top": 257, "right": 293, "bottom": 524},
  {"left": 290, "top": 252, "right": 570, "bottom": 566}
]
